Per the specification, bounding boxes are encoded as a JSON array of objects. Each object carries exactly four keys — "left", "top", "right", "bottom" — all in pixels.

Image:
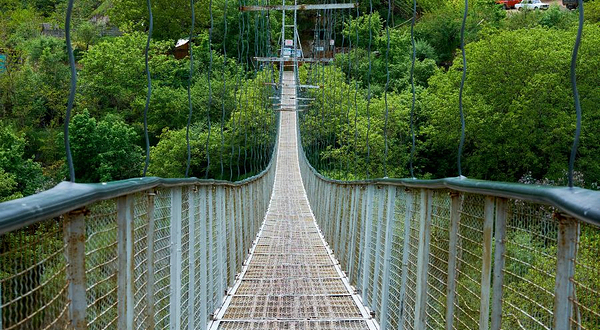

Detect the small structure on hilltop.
[
  {"left": 41, "top": 23, "right": 65, "bottom": 38},
  {"left": 174, "top": 39, "right": 190, "bottom": 59}
]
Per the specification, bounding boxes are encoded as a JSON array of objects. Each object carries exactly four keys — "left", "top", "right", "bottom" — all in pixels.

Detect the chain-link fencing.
[
  {"left": 299, "top": 132, "right": 600, "bottom": 330},
  {"left": 0, "top": 161, "right": 275, "bottom": 330}
]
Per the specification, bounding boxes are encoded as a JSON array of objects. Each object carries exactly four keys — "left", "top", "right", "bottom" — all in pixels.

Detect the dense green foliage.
[
  {"left": 0, "top": 0, "right": 277, "bottom": 196},
  {"left": 0, "top": 0, "right": 597, "bottom": 191},
  {"left": 300, "top": 3, "right": 600, "bottom": 190},
  {"left": 0, "top": 1, "right": 599, "bottom": 329}
]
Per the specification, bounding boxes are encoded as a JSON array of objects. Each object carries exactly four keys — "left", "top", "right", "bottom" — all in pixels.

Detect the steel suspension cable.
[
  {"left": 205, "top": 0, "right": 214, "bottom": 179},
  {"left": 345, "top": 8, "right": 353, "bottom": 179},
  {"left": 231, "top": 0, "right": 245, "bottom": 180},
  {"left": 64, "top": 0, "right": 76, "bottom": 182},
  {"left": 365, "top": 0, "right": 373, "bottom": 179},
  {"left": 457, "top": 0, "right": 468, "bottom": 177},
  {"left": 409, "top": 0, "right": 416, "bottom": 178},
  {"left": 352, "top": 4, "right": 359, "bottom": 178},
  {"left": 220, "top": 0, "right": 228, "bottom": 179},
  {"left": 568, "top": 0, "right": 583, "bottom": 188},
  {"left": 240, "top": 0, "right": 248, "bottom": 176},
  {"left": 320, "top": 9, "right": 327, "bottom": 172},
  {"left": 143, "top": 0, "right": 153, "bottom": 176},
  {"left": 383, "top": 0, "right": 391, "bottom": 178},
  {"left": 186, "top": 0, "right": 195, "bottom": 177},
  {"left": 327, "top": 6, "right": 335, "bottom": 174},
  {"left": 242, "top": 3, "right": 249, "bottom": 176}
]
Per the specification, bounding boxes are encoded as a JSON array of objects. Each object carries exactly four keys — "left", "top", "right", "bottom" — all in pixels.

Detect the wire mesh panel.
[
  {"left": 85, "top": 199, "right": 119, "bottom": 330},
  {"left": 501, "top": 200, "right": 558, "bottom": 329},
  {"left": 0, "top": 218, "right": 68, "bottom": 330},
  {"left": 386, "top": 188, "right": 408, "bottom": 330},
  {"left": 180, "top": 187, "right": 191, "bottom": 330},
  {"left": 426, "top": 190, "right": 451, "bottom": 329},
  {"left": 573, "top": 222, "right": 600, "bottom": 329},
  {"left": 133, "top": 193, "right": 150, "bottom": 329},
  {"left": 152, "top": 188, "right": 172, "bottom": 329},
  {"left": 449, "top": 194, "right": 484, "bottom": 329}
]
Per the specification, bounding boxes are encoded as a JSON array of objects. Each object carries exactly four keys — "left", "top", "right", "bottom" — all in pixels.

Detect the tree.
[
  {"left": 419, "top": 25, "right": 600, "bottom": 186},
  {"left": 74, "top": 21, "right": 99, "bottom": 51},
  {"left": 67, "top": 110, "right": 143, "bottom": 182},
  {"left": 0, "top": 125, "right": 44, "bottom": 200}
]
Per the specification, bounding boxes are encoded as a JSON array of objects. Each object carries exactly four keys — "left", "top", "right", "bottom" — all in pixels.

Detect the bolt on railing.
[
  {"left": 298, "top": 130, "right": 600, "bottom": 330},
  {"left": 0, "top": 164, "right": 276, "bottom": 329}
]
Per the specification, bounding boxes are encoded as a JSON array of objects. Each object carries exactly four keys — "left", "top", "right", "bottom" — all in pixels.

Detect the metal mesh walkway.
[{"left": 210, "top": 72, "right": 378, "bottom": 329}]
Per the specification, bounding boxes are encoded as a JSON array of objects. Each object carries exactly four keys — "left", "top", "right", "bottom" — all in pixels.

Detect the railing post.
[
  {"left": 236, "top": 189, "right": 243, "bottom": 268},
  {"left": 199, "top": 187, "right": 208, "bottom": 330},
  {"left": 146, "top": 191, "right": 156, "bottom": 330},
  {"left": 480, "top": 196, "right": 495, "bottom": 330},
  {"left": 343, "top": 186, "right": 354, "bottom": 270},
  {"left": 64, "top": 209, "right": 87, "bottom": 330},
  {"left": 378, "top": 186, "right": 396, "bottom": 329},
  {"left": 188, "top": 187, "right": 197, "bottom": 330},
  {"left": 361, "top": 185, "right": 375, "bottom": 301},
  {"left": 553, "top": 214, "right": 579, "bottom": 330},
  {"left": 117, "top": 195, "right": 134, "bottom": 330},
  {"left": 372, "top": 187, "right": 386, "bottom": 310},
  {"left": 331, "top": 185, "right": 341, "bottom": 248},
  {"left": 207, "top": 188, "right": 215, "bottom": 313},
  {"left": 491, "top": 198, "right": 507, "bottom": 330},
  {"left": 333, "top": 185, "right": 342, "bottom": 244},
  {"left": 413, "top": 189, "right": 432, "bottom": 329},
  {"left": 249, "top": 185, "right": 255, "bottom": 244},
  {"left": 445, "top": 192, "right": 461, "bottom": 330},
  {"left": 349, "top": 187, "right": 358, "bottom": 277},
  {"left": 169, "top": 187, "right": 182, "bottom": 330},
  {"left": 398, "top": 189, "right": 413, "bottom": 330},
  {"left": 217, "top": 187, "right": 226, "bottom": 301},
  {"left": 228, "top": 188, "right": 237, "bottom": 286}
]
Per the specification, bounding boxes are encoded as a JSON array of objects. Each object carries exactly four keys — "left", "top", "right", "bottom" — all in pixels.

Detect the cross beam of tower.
[{"left": 240, "top": 3, "right": 357, "bottom": 11}]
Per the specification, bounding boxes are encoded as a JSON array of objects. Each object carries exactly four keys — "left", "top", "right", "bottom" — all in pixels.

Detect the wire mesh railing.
[
  {"left": 0, "top": 158, "right": 276, "bottom": 329},
  {"left": 298, "top": 122, "right": 600, "bottom": 330}
]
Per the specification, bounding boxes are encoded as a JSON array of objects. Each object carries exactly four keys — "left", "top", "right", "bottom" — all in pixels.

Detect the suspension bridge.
[{"left": 1, "top": 0, "right": 599, "bottom": 329}]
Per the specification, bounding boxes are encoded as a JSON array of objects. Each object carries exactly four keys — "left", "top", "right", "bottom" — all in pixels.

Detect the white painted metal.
[
  {"left": 445, "top": 192, "right": 461, "bottom": 330},
  {"left": 146, "top": 192, "right": 156, "bottom": 330},
  {"left": 169, "top": 188, "right": 183, "bottom": 330},
  {"left": 64, "top": 209, "right": 87, "bottom": 329},
  {"left": 228, "top": 188, "right": 236, "bottom": 286},
  {"left": 413, "top": 189, "right": 432, "bottom": 330},
  {"left": 372, "top": 188, "right": 386, "bottom": 310},
  {"left": 361, "top": 186, "right": 375, "bottom": 302},
  {"left": 398, "top": 190, "right": 414, "bottom": 330},
  {"left": 491, "top": 198, "right": 507, "bottom": 330},
  {"left": 187, "top": 188, "right": 197, "bottom": 330},
  {"left": 480, "top": 196, "right": 495, "bottom": 330},
  {"left": 379, "top": 187, "right": 397, "bottom": 329},
  {"left": 117, "top": 195, "right": 134, "bottom": 330},
  {"left": 199, "top": 187, "right": 208, "bottom": 330},
  {"left": 207, "top": 189, "right": 215, "bottom": 314},
  {"left": 553, "top": 215, "right": 580, "bottom": 330}
]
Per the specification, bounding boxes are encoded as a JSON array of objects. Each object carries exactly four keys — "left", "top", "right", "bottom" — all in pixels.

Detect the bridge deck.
[{"left": 210, "top": 72, "right": 377, "bottom": 329}]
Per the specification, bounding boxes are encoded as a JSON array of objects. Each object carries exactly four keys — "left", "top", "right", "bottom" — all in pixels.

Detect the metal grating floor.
[
  {"left": 218, "top": 320, "right": 371, "bottom": 330},
  {"left": 209, "top": 72, "right": 377, "bottom": 330}
]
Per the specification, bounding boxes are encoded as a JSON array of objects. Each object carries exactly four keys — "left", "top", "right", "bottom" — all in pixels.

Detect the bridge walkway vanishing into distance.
[
  {"left": 209, "top": 71, "right": 377, "bottom": 329},
  {"left": 1, "top": 59, "right": 600, "bottom": 330}
]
